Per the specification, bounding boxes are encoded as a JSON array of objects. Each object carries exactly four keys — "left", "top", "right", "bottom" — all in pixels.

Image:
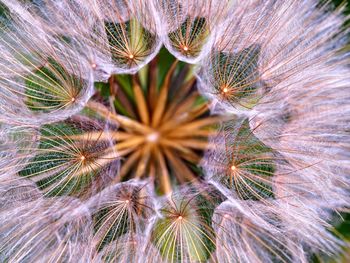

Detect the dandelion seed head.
[
  {"left": 153, "top": 0, "right": 231, "bottom": 63},
  {"left": 0, "top": 196, "right": 93, "bottom": 262},
  {"left": 0, "top": 176, "right": 42, "bottom": 210},
  {"left": 14, "top": 117, "right": 120, "bottom": 198},
  {"left": 0, "top": 22, "right": 95, "bottom": 124},
  {"left": 0, "top": 0, "right": 349, "bottom": 261},
  {"left": 0, "top": 125, "right": 39, "bottom": 176},
  {"left": 151, "top": 187, "right": 222, "bottom": 262},
  {"left": 212, "top": 200, "right": 299, "bottom": 263},
  {"left": 96, "top": 234, "right": 162, "bottom": 263},
  {"left": 202, "top": 118, "right": 278, "bottom": 201}
]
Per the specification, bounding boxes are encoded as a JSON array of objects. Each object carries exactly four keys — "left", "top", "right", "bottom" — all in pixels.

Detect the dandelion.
[
  {"left": 23, "top": 0, "right": 163, "bottom": 79},
  {"left": 0, "top": 2, "right": 95, "bottom": 125},
  {"left": 0, "top": 124, "right": 39, "bottom": 176},
  {"left": 0, "top": 194, "right": 93, "bottom": 262},
  {"left": 201, "top": 118, "right": 278, "bottom": 201},
  {"left": 16, "top": 117, "right": 120, "bottom": 198},
  {"left": 87, "top": 53, "right": 221, "bottom": 195},
  {"left": 0, "top": 0, "right": 349, "bottom": 262},
  {"left": 196, "top": 0, "right": 348, "bottom": 114},
  {"left": 152, "top": 0, "right": 232, "bottom": 63}
]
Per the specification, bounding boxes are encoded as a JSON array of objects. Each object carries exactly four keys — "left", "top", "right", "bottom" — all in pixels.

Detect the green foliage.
[
  {"left": 157, "top": 47, "right": 177, "bottom": 88},
  {"left": 336, "top": 213, "right": 350, "bottom": 240},
  {"left": 115, "top": 74, "right": 133, "bottom": 98},
  {"left": 0, "top": 3, "right": 11, "bottom": 28},
  {"left": 95, "top": 81, "right": 110, "bottom": 97}
]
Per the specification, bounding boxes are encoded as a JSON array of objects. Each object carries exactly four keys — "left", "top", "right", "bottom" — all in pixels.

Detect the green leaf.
[
  {"left": 0, "top": 3, "right": 11, "bottom": 28},
  {"left": 95, "top": 81, "right": 110, "bottom": 97},
  {"left": 115, "top": 74, "right": 133, "bottom": 99},
  {"left": 156, "top": 47, "right": 176, "bottom": 88}
]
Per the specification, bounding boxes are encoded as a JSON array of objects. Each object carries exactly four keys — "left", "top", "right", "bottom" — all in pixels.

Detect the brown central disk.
[{"left": 101, "top": 52, "right": 221, "bottom": 194}]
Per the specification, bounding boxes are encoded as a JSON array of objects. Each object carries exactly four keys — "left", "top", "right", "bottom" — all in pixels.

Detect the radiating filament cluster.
[{"left": 0, "top": 0, "right": 350, "bottom": 262}]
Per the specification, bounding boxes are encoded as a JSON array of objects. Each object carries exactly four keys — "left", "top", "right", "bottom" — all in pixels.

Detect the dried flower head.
[
  {"left": 0, "top": 0, "right": 349, "bottom": 262},
  {"left": 0, "top": 2, "right": 94, "bottom": 124}
]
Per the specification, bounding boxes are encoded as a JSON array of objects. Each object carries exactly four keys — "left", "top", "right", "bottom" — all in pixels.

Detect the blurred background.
[{"left": 314, "top": 1, "right": 350, "bottom": 262}]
